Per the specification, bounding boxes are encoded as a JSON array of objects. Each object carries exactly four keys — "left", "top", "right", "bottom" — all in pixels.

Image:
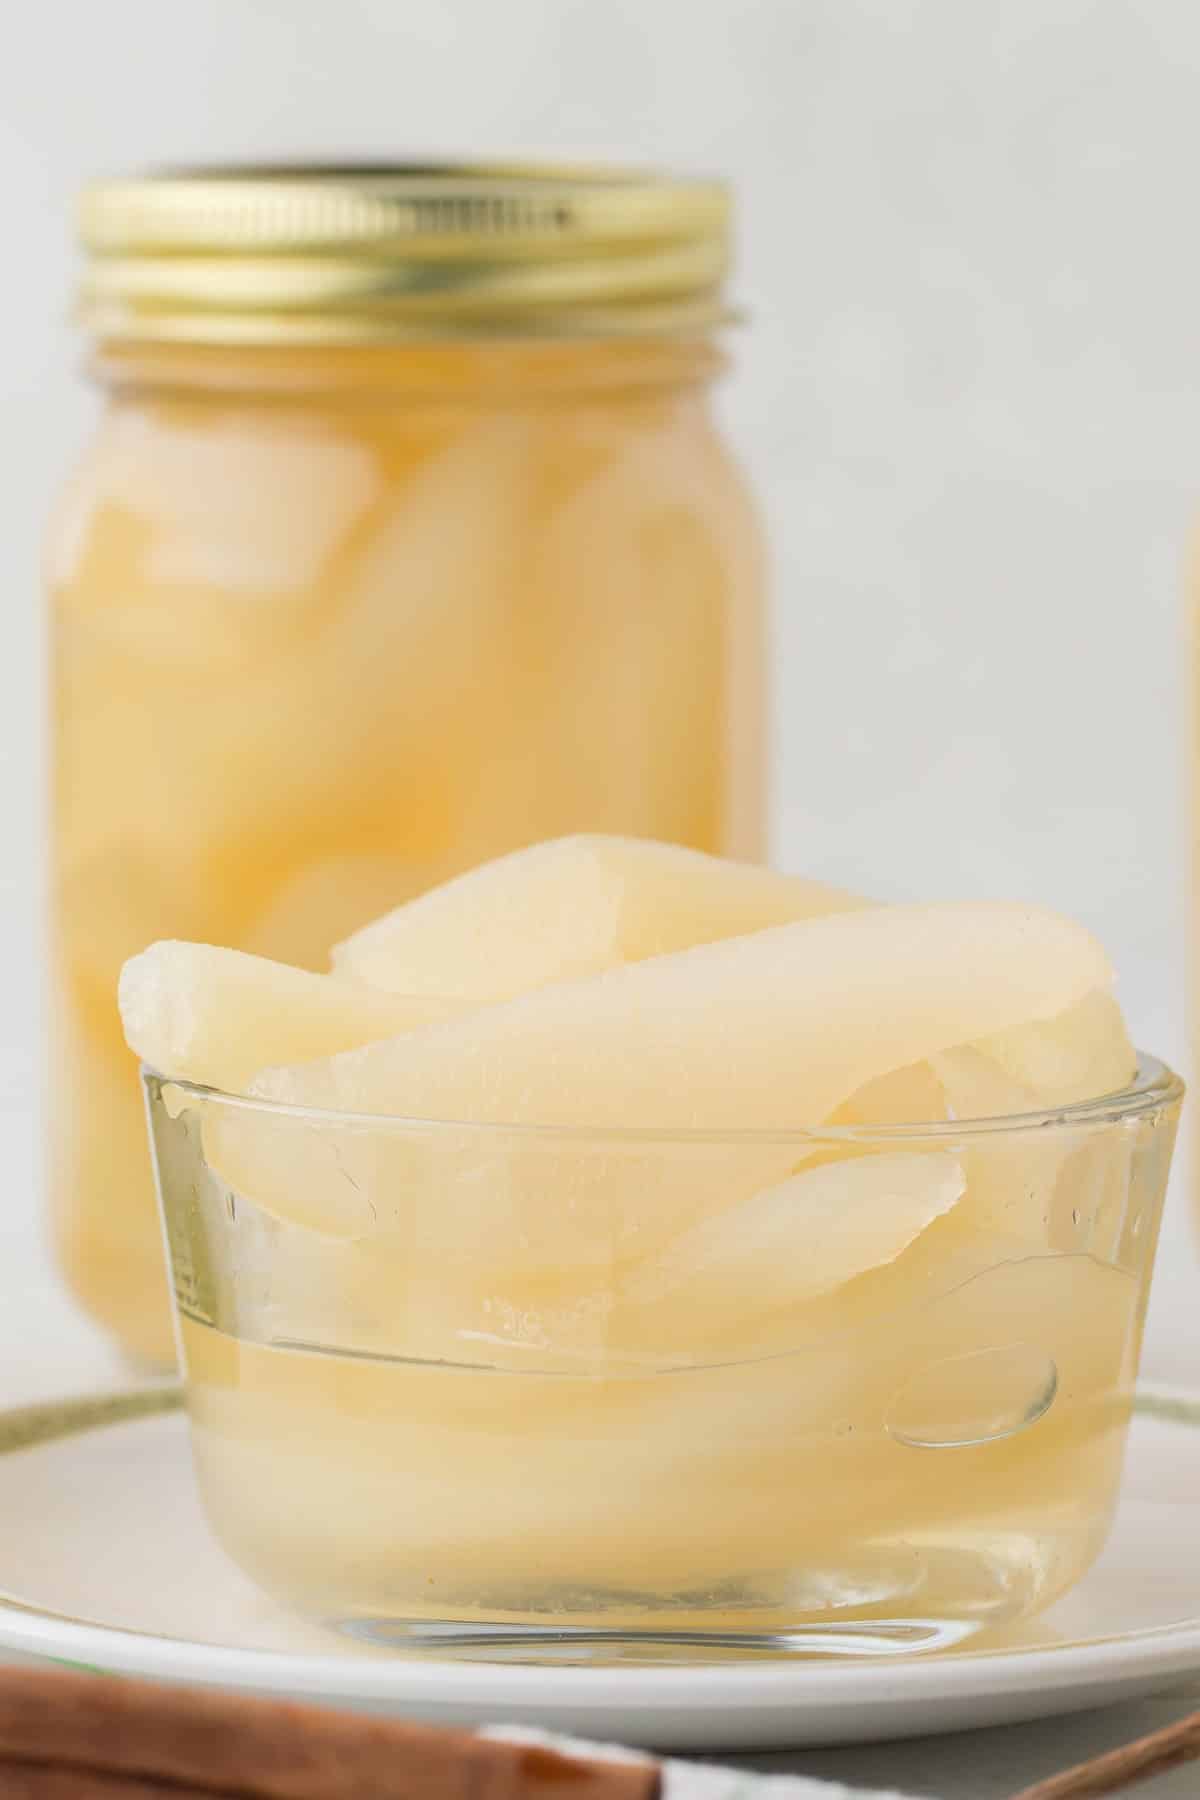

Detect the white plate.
[{"left": 0, "top": 1386, "right": 1199, "bottom": 1750}]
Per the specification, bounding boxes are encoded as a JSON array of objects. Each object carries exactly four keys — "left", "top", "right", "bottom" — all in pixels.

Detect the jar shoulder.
[{"left": 47, "top": 386, "right": 764, "bottom": 608}]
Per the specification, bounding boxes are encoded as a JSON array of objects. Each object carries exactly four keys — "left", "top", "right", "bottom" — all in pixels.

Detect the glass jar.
[{"left": 48, "top": 165, "right": 766, "bottom": 1364}]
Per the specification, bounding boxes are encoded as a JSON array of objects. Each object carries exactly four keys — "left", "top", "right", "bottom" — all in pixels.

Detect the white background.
[{"left": 0, "top": 0, "right": 1196, "bottom": 1394}]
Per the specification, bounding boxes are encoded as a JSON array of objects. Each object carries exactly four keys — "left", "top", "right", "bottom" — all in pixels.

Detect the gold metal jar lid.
[{"left": 76, "top": 162, "right": 735, "bottom": 344}]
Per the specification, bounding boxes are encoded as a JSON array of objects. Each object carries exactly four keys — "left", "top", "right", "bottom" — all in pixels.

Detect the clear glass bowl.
[{"left": 144, "top": 1056, "right": 1182, "bottom": 1660}]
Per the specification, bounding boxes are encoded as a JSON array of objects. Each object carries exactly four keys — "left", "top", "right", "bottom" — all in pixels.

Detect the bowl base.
[{"left": 330, "top": 1614, "right": 981, "bottom": 1664}]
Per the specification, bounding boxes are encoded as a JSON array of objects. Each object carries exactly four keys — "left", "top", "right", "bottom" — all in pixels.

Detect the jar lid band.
[{"left": 76, "top": 163, "right": 737, "bottom": 344}]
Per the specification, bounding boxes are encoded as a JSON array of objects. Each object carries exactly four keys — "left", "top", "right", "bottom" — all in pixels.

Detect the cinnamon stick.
[
  {"left": 0, "top": 1766, "right": 218, "bottom": 1800},
  {"left": 0, "top": 1667, "right": 661, "bottom": 1800},
  {"left": 1009, "top": 1705, "right": 1200, "bottom": 1799}
]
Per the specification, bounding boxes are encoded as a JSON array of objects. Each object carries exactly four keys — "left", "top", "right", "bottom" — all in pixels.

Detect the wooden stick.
[{"left": 1010, "top": 1706, "right": 1200, "bottom": 1799}]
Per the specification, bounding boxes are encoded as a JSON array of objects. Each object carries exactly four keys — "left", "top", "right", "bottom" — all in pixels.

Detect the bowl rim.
[{"left": 142, "top": 1051, "right": 1185, "bottom": 1147}]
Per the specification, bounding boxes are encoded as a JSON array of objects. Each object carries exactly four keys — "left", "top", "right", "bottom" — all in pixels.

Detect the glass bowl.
[{"left": 144, "top": 1056, "right": 1182, "bottom": 1660}]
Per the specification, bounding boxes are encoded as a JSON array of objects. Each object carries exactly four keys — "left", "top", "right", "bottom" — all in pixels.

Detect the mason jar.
[{"left": 47, "top": 164, "right": 766, "bottom": 1364}]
